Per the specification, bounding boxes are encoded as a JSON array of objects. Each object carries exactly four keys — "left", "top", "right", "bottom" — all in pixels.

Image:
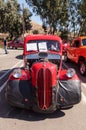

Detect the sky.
[{"left": 18, "top": 0, "right": 42, "bottom": 25}]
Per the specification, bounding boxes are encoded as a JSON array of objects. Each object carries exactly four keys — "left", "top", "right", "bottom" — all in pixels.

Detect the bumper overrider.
[{"left": 5, "top": 78, "right": 81, "bottom": 113}]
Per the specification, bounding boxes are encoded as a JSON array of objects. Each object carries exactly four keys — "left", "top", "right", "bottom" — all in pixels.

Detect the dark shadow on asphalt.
[
  {"left": 16, "top": 55, "right": 23, "bottom": 60},
  {"left": 0, "top": 79, "right": 65, "bottom": 121},
  {"left": 3, "top": 107, "right": 65, "bottom": 121},
  {"left": 0, "top": 88, "right": 65, "bottom": 121},
  {"left": 0, "top": 69, "right": 11, "bottom": 86}
]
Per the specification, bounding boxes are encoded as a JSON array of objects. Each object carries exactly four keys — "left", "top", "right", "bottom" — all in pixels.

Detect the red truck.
[
  {"left": 64, "top": 36, "right": 86, "bottom": 76},
  {"left": 5, "top": 34, "right": 81, "bottom": 113}
]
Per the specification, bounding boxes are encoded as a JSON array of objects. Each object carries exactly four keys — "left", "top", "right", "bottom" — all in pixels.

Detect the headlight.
[
  {"left": 66, "top": 68, "right": 76, "bottom": 78},
  {"left": 12, "top": 68, "right": 22, "bottom": 78}
]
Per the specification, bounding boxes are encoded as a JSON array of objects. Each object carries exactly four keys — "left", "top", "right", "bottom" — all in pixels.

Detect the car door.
[
  {"left": 67, "top": 40, "right": 75, "bottom": 60},
  {"left": 70, "top": 39, "right": 80, "bottom": 63}
]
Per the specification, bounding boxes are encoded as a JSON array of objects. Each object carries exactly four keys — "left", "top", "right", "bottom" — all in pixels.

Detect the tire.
[{"left": 79, "top": 61, "right": 86, "bottom": 76}]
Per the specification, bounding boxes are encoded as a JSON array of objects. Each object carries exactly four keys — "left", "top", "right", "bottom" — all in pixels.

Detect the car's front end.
[{"left": 5, "top": 35, "right": 81, "bottom": 113}]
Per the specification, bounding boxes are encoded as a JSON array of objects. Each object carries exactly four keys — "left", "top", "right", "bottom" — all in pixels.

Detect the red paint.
[
  {"left": 31, "top": 62, "right": 57, "bottom": 87},
  {"left": 31, "top": 62, "right": 57, "bottom": 109}
]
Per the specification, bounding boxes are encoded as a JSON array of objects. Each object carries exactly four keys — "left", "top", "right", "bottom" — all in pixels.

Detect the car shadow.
[
  {"left": 0, "top": 85, "right": 65, "bottom": 121},
  {"left": 16, "top": 55, "right": 23, "bottom": 60},
  {"left": 3, "top": 108, "right": 65, "bottom": 121},
  {"left": 0, "top": 89, "right": 65, "bottom": 121}
]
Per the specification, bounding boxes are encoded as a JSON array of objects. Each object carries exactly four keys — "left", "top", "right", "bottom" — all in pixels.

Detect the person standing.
[{"left": 4, "top": 37, "right": 8, "bottom": 54}]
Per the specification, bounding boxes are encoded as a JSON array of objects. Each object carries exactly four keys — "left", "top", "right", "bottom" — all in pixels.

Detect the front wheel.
[{"left": 79, "top": 61, "right": 86, "bottom": 76}]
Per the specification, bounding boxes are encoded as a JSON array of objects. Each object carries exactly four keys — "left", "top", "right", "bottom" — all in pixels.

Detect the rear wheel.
[{"left": 79, "top": 61, "right": 86, "bottom": 76}]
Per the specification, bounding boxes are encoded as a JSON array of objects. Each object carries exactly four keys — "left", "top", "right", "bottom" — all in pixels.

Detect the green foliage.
[
  {"left": 0, "top": 0, "right": 32, "bottom": 39},
  {"left": 26, "top": 0, "right": 69, "bottom": 35},
  {"left": 78, "top": 0, "right": 86, "bottom": 35},
  {"left": 26, "top": 0, "right": 86, "bottom": 38},
  {"left": 32, "top": 29, "right": 39, "bottom": 34}
]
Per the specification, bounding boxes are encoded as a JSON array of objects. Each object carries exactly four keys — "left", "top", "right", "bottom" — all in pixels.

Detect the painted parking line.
[
  {"left": 0, "top": 80, "right": 7, "bottom": 93},
  {"left": 0, "top": 60, "right": 23, "bottom": 80},
  {"left": 82, "top": 83, "right": 86, "bottom": 88},
  {"left": 0, "top": 62, "right": 23, "bottom": 93},
  {"left": 81, "top": 92, "right": 86, "bottom": 104}
]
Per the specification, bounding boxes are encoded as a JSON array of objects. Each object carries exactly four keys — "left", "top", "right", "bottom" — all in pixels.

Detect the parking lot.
[{"left": 0, "top": 48, "right": 86, "bottom": 130}]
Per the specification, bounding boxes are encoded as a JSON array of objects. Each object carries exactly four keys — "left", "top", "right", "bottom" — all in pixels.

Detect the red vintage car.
[
  {"left": 7, "top": 37, "right": 24, "bottom": 49},
  {"left": 5, "top": 34, "right": 81, "bottom": 113}
]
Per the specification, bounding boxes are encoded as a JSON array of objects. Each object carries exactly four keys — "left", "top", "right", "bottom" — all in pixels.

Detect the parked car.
[
  {"left": 64, "top": 36, "right": 86, "bottom": 76},
  {"left": 62, "top": 40, "right": 70, "bottom": 54},
  {"left": 7, "top": 37, "right": 24, "bottom": 49},
  {"left": 5, "top": 34, "right": 81, "bottom": 113}
]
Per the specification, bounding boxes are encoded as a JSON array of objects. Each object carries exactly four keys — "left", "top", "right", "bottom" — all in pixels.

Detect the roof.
[
  {"left": 74, "top": 36, "right": 86, "bottom": 40},
  {"left": 24, "top": 34, "right": 62, "bottom": 43}
]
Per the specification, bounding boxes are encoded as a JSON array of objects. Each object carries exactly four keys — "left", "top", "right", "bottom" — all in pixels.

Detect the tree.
[
  {"left": 42, "top": 22, "right": 47, "bottom": 33},
  {"left": 78, "top": 0, "right": 86, "bottom": 35},
  {"left": 26, "top": 0, "right": 69, "bottom": 34},
  {"left": 0, "top": 0, "right": 32, "bottom": 39},
  {"left": 32, "top": 29, "right": 39, "bottom": 34},
  {"left": 67, "top": 0, "right": 81, "bottom": 37},
  {"left": 23, "top": 8, "right": 32, "bottom": 33},
  {"left": 0, "top": 0, "right": 6, "bottom": 32}
]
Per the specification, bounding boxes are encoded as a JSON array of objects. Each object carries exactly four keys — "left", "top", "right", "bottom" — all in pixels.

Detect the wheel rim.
[{"left": 80, "top": 63, "right": 86, "bottom": 75}]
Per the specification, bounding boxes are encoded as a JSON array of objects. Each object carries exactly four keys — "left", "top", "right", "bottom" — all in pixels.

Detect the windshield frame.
[{"left": 26, "top": 39, "right": 60, "bottom": 52}]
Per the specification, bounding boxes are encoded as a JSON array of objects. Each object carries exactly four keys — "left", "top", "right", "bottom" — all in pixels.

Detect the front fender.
[
  {"left": 5, "top": 79, "right": 32, "bottom": 109},
  {"left": 58, "top": 69, "right": 79, "bottom": 80},
  {"left": 57, "top": 79, "right": 81, "bottom": 108},
  {"left": 9, "top": 69, "right": 31, "bottom": 80}
]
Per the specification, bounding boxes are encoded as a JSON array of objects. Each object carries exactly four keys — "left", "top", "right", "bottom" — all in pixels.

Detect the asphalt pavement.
[
  {"left": 0, "top": 48, "right": 23, "bottom": 87},
  {"left": 0, "top": 48, "right": 86, "bottom": 130}
]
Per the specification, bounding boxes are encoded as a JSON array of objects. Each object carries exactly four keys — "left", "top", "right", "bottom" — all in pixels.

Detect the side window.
[
  {"left": 73, "top": 40, "right": 80, "bottom": 48},
  {"left": 82, "top": 39, "right": 86, "bottom": 46}
]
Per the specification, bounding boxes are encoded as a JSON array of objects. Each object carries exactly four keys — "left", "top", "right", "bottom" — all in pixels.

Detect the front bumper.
[
  {"left": 57, "top": 79, "right": 81, "bottom": 108},
  {"left": 5, "top": 78, "right": 81, "bottom": 112}
]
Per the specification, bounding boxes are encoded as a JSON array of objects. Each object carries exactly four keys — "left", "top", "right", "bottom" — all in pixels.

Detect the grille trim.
[{"left": 37, "top": 68, "right": 52, "bottom": 109}]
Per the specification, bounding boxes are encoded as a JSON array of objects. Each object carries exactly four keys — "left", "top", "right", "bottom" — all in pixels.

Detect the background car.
[
  {"left": 62, "top": 40, "right": 70, "bottom": 54},
  {"left": 7, "top": 37, "right": 24, "bottom": 49}
]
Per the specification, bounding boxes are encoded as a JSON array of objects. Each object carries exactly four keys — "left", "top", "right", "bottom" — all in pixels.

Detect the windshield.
[
  {"left": 26, "top": 40, "right": 60, "bottom": 52},
  {"left": 82, "top": 39, "right": 86, "bottom": 46}
]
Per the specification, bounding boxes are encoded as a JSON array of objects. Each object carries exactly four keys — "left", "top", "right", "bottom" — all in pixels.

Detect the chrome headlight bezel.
[
  {"left": 12, "top": 68, "right": 22, "bottom": 78},
  {"left": 66, "top": 68, "right": 76, "bottom": 78}
]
